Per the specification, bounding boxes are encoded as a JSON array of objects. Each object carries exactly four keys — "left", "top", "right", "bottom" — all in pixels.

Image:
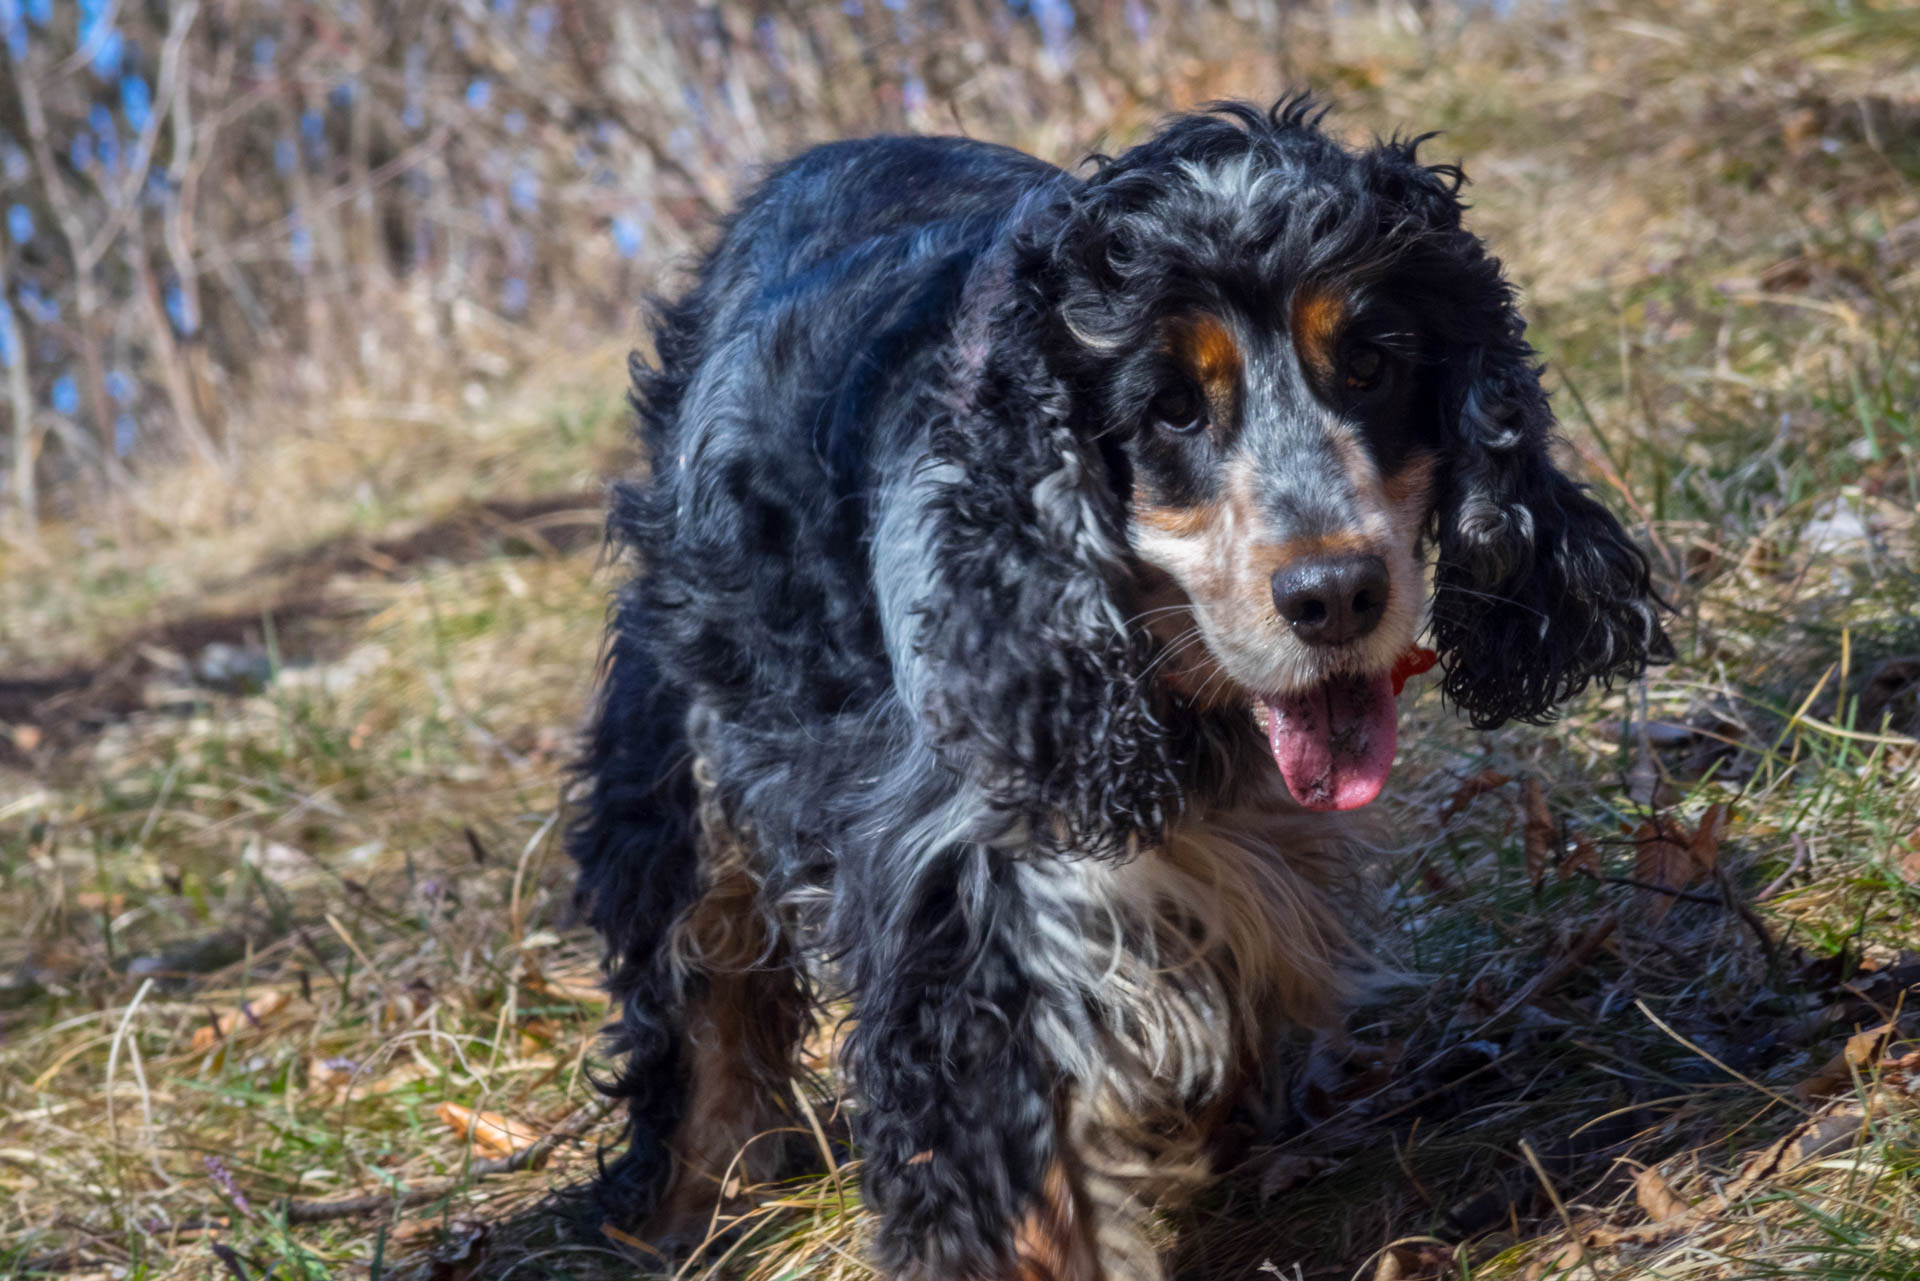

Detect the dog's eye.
[
  {"left": 1345, "top": 344, "right": 1388, "bottom": 391},
  {"left": 1149, "top": 382, "right": 1208, "bottom": 434}
]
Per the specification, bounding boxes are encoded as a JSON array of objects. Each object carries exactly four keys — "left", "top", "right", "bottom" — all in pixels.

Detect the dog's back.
[
  {"left": 619, "top": 136, "right": 1062, "bottom": 719},
  {"left": 640, "top": 134, "right": 1058, "bottom": 477}
]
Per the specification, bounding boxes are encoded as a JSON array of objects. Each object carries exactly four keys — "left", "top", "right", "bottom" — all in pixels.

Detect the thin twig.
[
  {"left": 13, "top": 59, "right": 120, "bottom": 464},
  {"left": 1497, "top": 912, "right": 1622, "bottom": 1021},
  {"left": 278, "top": 1097, "right": 615, "bottom": 1225},
  {"left": 1755, "top": 835, "right": 1811, "bottom": 902},
  {"left": 137, "top": 1098, "right": 617, "bottom": 1239},
  {"left": 187, "top": 126, "right": 450, "bottom": 274},
  {"left": 1578, "top": 852, "right": 1780, "bottom": 958},
  {"left": 14, "top": 1249, "right": 110, "bottom": 1275},
  {"left": 79, "top": 1, "right": 203, "bottom": 262},
  {"left": 1575, "top": 868, "right": 1723, "bottom": 906},
  {"left": 1714, "top": 860, "right": 1778, "bottom": 961}
]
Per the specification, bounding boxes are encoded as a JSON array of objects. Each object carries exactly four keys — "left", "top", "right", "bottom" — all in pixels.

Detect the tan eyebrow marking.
[
  {"left": 1291, "top": 285, "right": 1347, "bottom": 382},
  {"left": 1165, "top": 313, "right": 1242, "bottom": 427}
]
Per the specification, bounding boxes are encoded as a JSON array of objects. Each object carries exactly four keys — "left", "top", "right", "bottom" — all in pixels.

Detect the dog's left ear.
[
  {"left": 1428, "top": 338, "right": 1673, "bottom": 728},
  {"left": 1369, "top": 142, "right": 1672, "bottom": 728},
  {"left": 912, "top": 242, "right": 1180, "bottom": 856}
]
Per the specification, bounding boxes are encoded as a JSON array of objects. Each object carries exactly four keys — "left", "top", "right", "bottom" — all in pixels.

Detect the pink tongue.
[{"left": 1264, "top": 673, "right": 1399, "bottom": 811}]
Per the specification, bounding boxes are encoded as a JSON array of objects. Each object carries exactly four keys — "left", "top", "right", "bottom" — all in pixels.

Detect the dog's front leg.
[{"left": 843, "top": 846, "right": 1101, "bottom": 1281}]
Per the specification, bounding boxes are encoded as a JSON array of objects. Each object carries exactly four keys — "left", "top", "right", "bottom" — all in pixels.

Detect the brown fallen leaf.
[
  {"left": 1727, "top": 1110, "right": 1868, "bottom": 1197},
  {"left": 1869, "top": 1049, "right": 1920, "bottom": 1107},
  {"left": 342, "top": 1061, "right": 434, "bottom": 1100},
  {"left": 1795, "top": 1021, "right": 1896, "bottom": 1104},
  {"left": 1688, "top": 803, "right": 1730, "bottom": 878},
  {"left": 1584, "top": 1094, "right": 1881, "bottom": 1251},
  {"left": 1441, "top": 769, "right": 1512, "bottom": 820},
  {"left": 436, "top": 1102, "right": 539, "bottom": 1159},
  {"left": 1373, "top": 1241, "right": 1454, "bottom": 1281},
  {"left": 1896, "top": 826, "right": 1920, "bottom": 886},
  {"left": 1521, "top": 778, "right": 1554, "bottom": 888},
  {"left": 191, "top": 990, "right": 292, "bottom": 1052},
  {"left": 519, "top": 1016, "right": 565, "bottom": 1056},
  {"left": 1560, "top": 832, "right": 1601, "bottom": 882},
  {"left": 1632, "top": 820, "right": 1694, "bottom": 925},
  {"left": 521, "top": 962, "right": 609, "bottom": 1006},
  {"left": 1525, "top": 1241, "right": 1588, "bottom": 1281},
  {"left": 1626, "top": 743, "right": 1680, "bottom": 809},
  {"left": 308, "top": 1056, "right": 359, "bottom": 1089},
  {"left": 601, "top": 1221, "right": 667, "bottom": 1260},
  {"left": 386, "top": 1218, "right": 447, "bottom": 1251},
  {"left": 1632, "top": 1165, "right": 1687, "bottom": 1222}
]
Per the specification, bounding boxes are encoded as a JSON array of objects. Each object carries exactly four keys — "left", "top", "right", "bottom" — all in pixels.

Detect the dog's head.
[{"left": 923, "top": 99, "right": 1668, "bottom": 843}]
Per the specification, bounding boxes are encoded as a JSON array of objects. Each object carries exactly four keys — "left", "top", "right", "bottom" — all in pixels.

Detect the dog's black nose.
[{"left": 1272, "top": 553, "right": 1390, "bottom": 647}]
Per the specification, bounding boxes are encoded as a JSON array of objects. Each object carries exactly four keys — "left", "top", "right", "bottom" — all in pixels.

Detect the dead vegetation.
[{"left": 4, "top": 1, "right": 1920, "bottom": 1279}]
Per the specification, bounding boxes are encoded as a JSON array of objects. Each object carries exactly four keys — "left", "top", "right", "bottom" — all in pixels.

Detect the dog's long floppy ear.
[
  {"left": 913, "top": 230, "right": 1181, "bottom": 857},
  {"left": 1371, "top": 142, "right": 1672, "bottom": 728},
  {"left": 1429, "top": 342, "right": 1672, "bottom": 728}
]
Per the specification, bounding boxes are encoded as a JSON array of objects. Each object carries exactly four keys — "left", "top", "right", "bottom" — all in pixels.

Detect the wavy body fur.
[{"left": 568, "top": 100, "right": 1668, "bottom": 1280}]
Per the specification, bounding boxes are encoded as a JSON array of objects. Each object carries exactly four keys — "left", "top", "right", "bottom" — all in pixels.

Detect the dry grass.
[{"left": 5, "top": 2, "right": 1920, "bottom": 1278}]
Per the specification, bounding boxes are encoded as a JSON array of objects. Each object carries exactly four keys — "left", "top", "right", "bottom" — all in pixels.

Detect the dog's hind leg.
[
  {"left": 568, "top": 598, "right": 701, "bottom": 1232},
  {"left": 644, "top": 793, "right": 812, "bottom": 1248},
  {"left": 569, "top": 603, "right": 812, "bottom": 1248}
]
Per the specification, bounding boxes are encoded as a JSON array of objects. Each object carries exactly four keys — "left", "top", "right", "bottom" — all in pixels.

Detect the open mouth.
[
  {"left": 1258, "top": 647, "right": 1437, "bottom": 812},
  {"left": 1261, "top": 673, "right": 1399, "bottom": 812}
]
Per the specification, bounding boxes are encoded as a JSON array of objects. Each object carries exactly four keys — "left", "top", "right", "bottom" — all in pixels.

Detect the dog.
[{"left": 567, "top": 98, "right": 1669, "bottom": 1281}]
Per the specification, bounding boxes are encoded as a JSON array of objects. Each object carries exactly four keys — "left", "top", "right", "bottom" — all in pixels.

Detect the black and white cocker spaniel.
[{"left": 568, "top": 98, "right": 1669, "bottom": 1281}]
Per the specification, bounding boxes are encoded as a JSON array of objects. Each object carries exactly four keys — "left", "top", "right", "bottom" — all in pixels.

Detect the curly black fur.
[
  {"left": 566, "top": 98, "right": 1669, "bottom": 1279},
  {"left": 568, "top": 585, "right": 699, "bottom": 1212}
]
